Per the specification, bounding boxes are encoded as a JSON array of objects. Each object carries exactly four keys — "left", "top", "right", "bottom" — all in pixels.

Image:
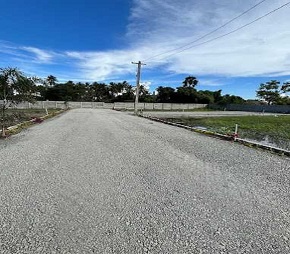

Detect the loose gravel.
[{"left": 0, "top": 109, "right": 289, "bottom": 253}]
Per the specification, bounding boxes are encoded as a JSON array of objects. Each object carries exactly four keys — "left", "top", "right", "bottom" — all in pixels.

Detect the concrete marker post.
[{"left": 234, "top": 124, "right": 239, "bottom": 141}]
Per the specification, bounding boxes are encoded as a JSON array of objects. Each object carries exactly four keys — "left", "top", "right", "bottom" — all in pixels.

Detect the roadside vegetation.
[
  {"left": 164, "top": 115, "right": 290, "bottom": 150},
  {"left": 0, "top": 67, "right": 39, "bottom": 136},
  {"left": 0, "top": 67, "right": 65, "bottom": 136},
  {"left": 4, "top": 108, "right": 60, "bottom": 127}
]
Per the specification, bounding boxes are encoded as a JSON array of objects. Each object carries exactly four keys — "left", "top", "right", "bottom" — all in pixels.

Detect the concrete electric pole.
[{"left": 132, "top": 61, "right": 146, "bottom": 114}]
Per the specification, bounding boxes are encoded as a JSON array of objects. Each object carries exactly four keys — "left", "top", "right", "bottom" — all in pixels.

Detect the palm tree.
[
  {"left": 109, "top": 82, "right": 126, "bottom": 98},
  {"left": 45, "top": 75, "right": 58, "bottom": 87},
  {"left": 182, "top": 76, "right": 198, "bottom": 88}
]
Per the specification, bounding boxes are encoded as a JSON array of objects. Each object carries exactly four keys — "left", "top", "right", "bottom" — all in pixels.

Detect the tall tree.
[
  {"left": 217, "top": 94, "right": 245, "bottom": 105},
  {"left": 91, "top": 82, "right": 110, "bottom": 102},
  {"left": 156, "top": 86, "right": 175, "bottom": 103},
  {"left": 121, "top": 82, "right": 134, "bottom": 101},
  {"left": 213, "top": 90, "right": 223, "bottom": 103},
  {"left": 182, "top": 76, "right": 198, "bottom": 88},
  {"left": 139, "top": 85, "right": 149, "bottom": 97},
  {"left": 108, "top": 82, "right": 125, "bottom": 98},
  {"left": 281, "top": 81, "right": 290, "bottom": 93},
  {"left": 0, "top": 67, "right": 37, "bottom": 136},
  {"left": 45, "top": 75, "right": 58, "bottom": 87},
  {"left": 176, "top": 86, "right": 198, "bottom": 103},
  {"left": 256, "top": 80, "right": 280, "bottom": 105}
]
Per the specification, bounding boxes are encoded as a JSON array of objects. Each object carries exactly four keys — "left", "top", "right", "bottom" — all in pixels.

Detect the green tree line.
[{"left": 37, "top": 75, "right": 245, "bottom": 105}]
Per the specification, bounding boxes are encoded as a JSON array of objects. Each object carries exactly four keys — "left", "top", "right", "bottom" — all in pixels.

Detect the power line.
[
  {"left": 148, "top": 1, "right": 290, "bottom": 62},
  {"left": 143, "top": 0, "right": 269, "bottom": 62}
]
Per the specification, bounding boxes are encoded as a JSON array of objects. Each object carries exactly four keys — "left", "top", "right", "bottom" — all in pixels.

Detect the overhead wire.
[
  {"left": 144, "top": 1, "right": 290, "bottom": 64},
  {"left": 143, "top": 0, "right": 269, "bottom": 62}
]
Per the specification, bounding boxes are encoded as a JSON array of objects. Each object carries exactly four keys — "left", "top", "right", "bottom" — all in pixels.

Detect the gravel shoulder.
[{"left": 0, "top": 109, "right": 289, "bottom": 253}]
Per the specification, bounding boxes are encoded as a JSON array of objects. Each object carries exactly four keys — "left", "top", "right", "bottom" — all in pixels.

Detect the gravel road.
[{"left": 0, "top": 109, "right": 289, "bottom": 253}]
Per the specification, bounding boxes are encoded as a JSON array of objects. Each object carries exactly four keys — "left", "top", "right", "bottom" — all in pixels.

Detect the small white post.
[{"left": 234, "top": 124, "right": 238, "bottom": 141}]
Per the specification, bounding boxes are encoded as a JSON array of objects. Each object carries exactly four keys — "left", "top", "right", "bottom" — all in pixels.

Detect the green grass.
[
  {"left": 2, "top": 108, "right": 61, "bottom": 127},
  {"left": 165, "top": 115, "right": 290, "bottom": 150}
]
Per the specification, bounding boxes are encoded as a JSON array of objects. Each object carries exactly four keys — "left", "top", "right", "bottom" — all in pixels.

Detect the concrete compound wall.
[
  {"left": 11, "top": 101, "right": 290, "bottom": 113},
  {"left": 14, "top": 101, "right": 208, "bottom": 110}
]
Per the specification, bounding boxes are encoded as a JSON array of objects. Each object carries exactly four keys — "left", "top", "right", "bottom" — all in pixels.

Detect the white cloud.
[
  {"left": 65, "top": 50, "right": 142, "bottom": 81},
  {"left": 1, "top": 0, "right": 290, "bottom": 82},
  {"left": 127, "top": 0, "right": 290, "bottom": 77},
  {"left": 64, "top": 0, "right": 290, "bottom": 80},
  {"left": 21, "top": 47, "right": 55, "bottom": 62},
  {"left": 198, "top": 78, "right": 226, "bottom": 87},
  {"left": 0, "top": 41, "right": 32, "bottom": 60}
]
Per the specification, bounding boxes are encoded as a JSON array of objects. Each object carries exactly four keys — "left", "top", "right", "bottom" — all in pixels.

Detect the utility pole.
[{"left": 132, "top": 61, "right": 146, "bottom": 114}]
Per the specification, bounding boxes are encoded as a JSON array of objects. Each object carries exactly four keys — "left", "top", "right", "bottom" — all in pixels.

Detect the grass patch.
[
  {"left": 164, "top": 115, "right": 290, "bottom": 150},
  {"left": 2, "top": 108, "right": 61, "bottom": 127}
]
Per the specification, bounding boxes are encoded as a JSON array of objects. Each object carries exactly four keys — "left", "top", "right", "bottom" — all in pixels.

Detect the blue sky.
[{"left": 1, "top": 0, "right": 290, "bottom": 99}]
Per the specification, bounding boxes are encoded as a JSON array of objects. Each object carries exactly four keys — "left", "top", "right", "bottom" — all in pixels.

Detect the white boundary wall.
[{"left": 14, "top": 101, "right": 208, "bottom": 110}]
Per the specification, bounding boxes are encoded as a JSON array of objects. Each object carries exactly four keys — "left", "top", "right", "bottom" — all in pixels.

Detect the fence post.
[{"left": 234, "top": 124, "right": 239, "bottom": 141}]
